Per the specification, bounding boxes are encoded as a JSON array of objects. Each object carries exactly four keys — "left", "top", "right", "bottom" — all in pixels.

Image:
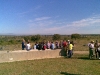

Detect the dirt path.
[
  {"left": 11, "top": 50, "right": 89, "bottom": 54},
  {"left": 0, "top": 49, "right": 89, "bottom": 54},
  {"left": 73, "top": 51, "right": 88, "bottom": 54}
]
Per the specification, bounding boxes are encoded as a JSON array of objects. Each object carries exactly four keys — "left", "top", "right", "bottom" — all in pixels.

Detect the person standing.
[
  {"left": 68, "top": 41, "right": 73, "bottom": 58},
  {"left": 88, "top": 41, "right": 95, "bottom": 59},
  {"left": 63, "top": 40, "right": 68, "bottom": 56},
  {"left": 22, "top": 39, "right": 26, "bottom": 50},
  {"left": 71, "top": 41, "right": 75, "bottom": 55},
  {"left": 97, "top": 45, "right": 100, "bottom": 59},
  {"left": 94, "top": 40, "right": 99, "bottom": 58}
]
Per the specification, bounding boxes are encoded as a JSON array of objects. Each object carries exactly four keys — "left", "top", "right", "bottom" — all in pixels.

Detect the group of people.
[
  {"left": 33, "top": 41, "right": 55, "bottom": 50},
  {"left": 22, "top": 39, "right": 66, "bottom": 50},
  {"left": 22, "top": 39, "right": 63, "bottom": 51},
  {"left": 22, "top": 38, "right": 100, "bottom": 59},
  {"left": 62, "top": 40, "right": 74, "bottom": 58},
  {"left": 22, "top": 39, "right": 31, "bottom": 51},
  {"left": 88, "top": 40, "right": 100, "bottom": 59},
  {"left": 21, "top": 39, "right": 75, "bottom": 58}
]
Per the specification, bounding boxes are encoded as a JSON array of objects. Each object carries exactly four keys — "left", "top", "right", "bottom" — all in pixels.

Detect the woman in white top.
[{"left": 26, "top": 42, "right": 31, "bottom": 51}]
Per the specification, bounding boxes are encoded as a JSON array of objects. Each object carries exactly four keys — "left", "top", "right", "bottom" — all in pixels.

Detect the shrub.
[
  {"left": 71, "top": 34, "right": 81, "bottom": 39},
  {"left": 52, "top": 34, "right": 61, "bottom": 40}
]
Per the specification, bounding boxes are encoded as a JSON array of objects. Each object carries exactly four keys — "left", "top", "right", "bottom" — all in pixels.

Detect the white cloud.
[
  {"left": 18, "top": 11, "right": 30, "bottom": 15},
  {"left": 44, "top": 15, "right": 100, "bottom": 34},
  {"left": 71, "top": 16, "right": 100, "bottom": 27},
  {"left": 27, "top": 15, "right": 100, "bottom": 34},
  {"left": 28, "top": 20, "right": 55, "bottom": 27},
  {"left": 18, "top": 5, "right": 41, "bottom": 17},
  {"left": 28, "top": 17, "right": 54, "bottom": 27},
  {"left": 34, "top": 17, "right": 51, "bottom": 21}
]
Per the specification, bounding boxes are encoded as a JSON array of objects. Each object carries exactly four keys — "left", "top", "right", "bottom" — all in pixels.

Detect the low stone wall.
[
  {"left": 0, "top": 49, "right": 66, "bottom": 63},
  {"left": 0, "top": 49, "right": 88, "bottom": 63}
]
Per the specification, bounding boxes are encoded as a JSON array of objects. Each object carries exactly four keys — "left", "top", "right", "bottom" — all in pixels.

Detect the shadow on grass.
[
  {"left": 60, "top": 72, "right": 81, "bottom": 75},
  {"left": 62, "top": 56, "right": 98, "bottom": 61},
  {"left": 59, "top": 49, "right": 67, "bottom": 56},
  {"left": 59, "top": 49, "right": 96, "bottom": 60},
  {"left": 78, "top": 56, "right": 98, "bottom": 60},
  {"left": 78, "top": 57, "right": 90, "bottom": 60}
]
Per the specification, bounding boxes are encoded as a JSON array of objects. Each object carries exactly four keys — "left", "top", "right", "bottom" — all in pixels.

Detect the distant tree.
[
  {"left": 63, "top": 37, "right": 68, "bottom": 40},
  {"left": 35, "top": 34, "right": 41, "bottom": 41},
  {"left": 24, "top": 36, "right": 31, "bottom": 42},
  {"left": 71, "top": 34, "right": 81, "bottom": 39},
  {"left": 52, "top": 34, "right": 61, "bottom": 40},
  {"left": 31, "top": 34, "right": 41, "bottom": 42},
  {"left": 31, "top": 36, "right": 35, "bottom": 41},
  {"left": 9, "top": 40, "right": 15, "bottom": 44}
]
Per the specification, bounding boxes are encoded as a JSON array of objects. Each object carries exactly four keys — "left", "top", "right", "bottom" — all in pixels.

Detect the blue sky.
[{"left": 0, "top": 0, "right": 100, "bottom": 35}]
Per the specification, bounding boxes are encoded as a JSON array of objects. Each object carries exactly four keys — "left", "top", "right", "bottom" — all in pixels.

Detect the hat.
[
  {"left": 68, "top": 40, "right": 70, "bottom": 41},
  {"left": 91, "top": 40, "right": 94, "bottom": 43}
]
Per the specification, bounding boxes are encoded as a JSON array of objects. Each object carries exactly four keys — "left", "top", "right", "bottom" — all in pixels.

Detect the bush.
[
  {"left": 71, "top": 34, "right": 81, "bottom": 39},
  {"left": 52, "top": 34, "right": 61, "bottom": 40},
  {"left": 31, "top": 35, "right": 41, "bottom": 42}
]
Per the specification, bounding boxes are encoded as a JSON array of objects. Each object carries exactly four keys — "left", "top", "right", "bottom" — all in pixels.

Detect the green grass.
[{"left": 0, "top": 54, "right": 100, "bottom": 75}]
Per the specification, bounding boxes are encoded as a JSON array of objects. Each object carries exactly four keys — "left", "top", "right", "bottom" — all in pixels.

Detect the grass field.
[{"left": 0, "top": 54, "right": 100, "bottom": 75}]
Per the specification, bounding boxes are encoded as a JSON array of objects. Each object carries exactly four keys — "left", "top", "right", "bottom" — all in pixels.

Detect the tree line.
[{"left": 0, "top": 33, "right": 99, "bottom": 45}]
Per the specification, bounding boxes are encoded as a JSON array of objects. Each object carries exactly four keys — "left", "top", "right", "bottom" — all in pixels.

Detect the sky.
[{"left": 0, "top": 0, "right": 100, "bottom": 35}]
